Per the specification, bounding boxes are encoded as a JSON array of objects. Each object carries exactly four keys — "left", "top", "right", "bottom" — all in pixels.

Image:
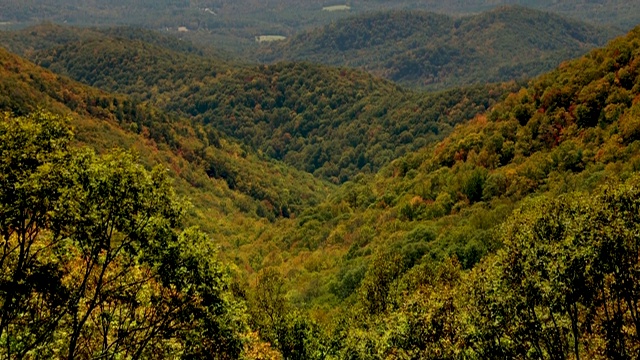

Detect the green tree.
[
  {"left": 249, "top": 268, "right": 326, "bottom": 360},
  {"left": 358, "top": 250, "right": 405, "bottom": 316},
  {"left": 467, "top": 179, "right": 640, "bottom": 358},
  {"left": 0, "top": 111, "right": 245, "bottom": 359}
]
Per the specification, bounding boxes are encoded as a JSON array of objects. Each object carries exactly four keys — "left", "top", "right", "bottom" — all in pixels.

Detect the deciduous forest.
[
  {"left": 258, "top": 7, "right": 622, "bottom": 89},
  {"left": 1, "top": 1, "right": 640, "bottom": 359}
]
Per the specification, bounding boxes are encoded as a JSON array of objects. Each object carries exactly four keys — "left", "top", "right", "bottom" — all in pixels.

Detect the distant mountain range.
[
  {"left": 258, "top": 6, "right": 623, "bottom": 89},
  {"left": 1, "top": 0, "right": 637, "bottom": 56},
  {"left": 2, "top": 8, "right": 640, "bottom": 358},
  {"left": 0, "top": 24, "right": 510, "bottom": 182}
]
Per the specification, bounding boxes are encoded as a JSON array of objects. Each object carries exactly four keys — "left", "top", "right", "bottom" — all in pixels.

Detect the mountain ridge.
[
  {"left": 3, "top": 28, "right": 514, "bottom": 182},
  {"left": 2, "top": 0, "right": 638, "bottom": 57},
  {"left": 1, "top": 15, "right": 640, "bottom": 359},
  {"left": 258, "top": 6, "right": 623, "bottom": 89}
]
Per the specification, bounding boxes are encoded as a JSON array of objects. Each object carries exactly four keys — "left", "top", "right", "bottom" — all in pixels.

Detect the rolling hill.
[
  {"left": 1, "top": 0, "right": 638, "bottom": 57},
  {"left": 246, "top": 20, "right": 640, "bottom": 300},
  {"left": 2, "top": 14, "right": 640, "bottom": 359},
  {"left": 0, "top": 43, "right": 334, "bottom": 245},
  {"left": 259, "top": 6, "right": 622, "bottom": 89},
  {"left": 0, "top": 23, "right": 222, "bottom": 59},
  {"left": 233, "top": 23, "right": 640, "bottom": 358},
  {"left": 382, "top": 0, "right": 640, "bottom": 29},
  {"left": 0, "top": 27, "right": 513, "bottom": 182},
  {"left": 339, "top": 23, "right": 640, "bottom": 358}
]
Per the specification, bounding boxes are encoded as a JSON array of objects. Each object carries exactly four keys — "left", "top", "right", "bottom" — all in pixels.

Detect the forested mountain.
[
  {"left": 0, "top": 49, "right": 256, "bottom": 358},
  {"left": 1, "top": 0, "right": 638, "bottom": 56},
  {"left": 389, "top": 0, "right": 640, "bottom": 29},
  {"left": 0, "top": 29, "right": 513, "bottom": 182},
  {"left": 259, "top": 6, "right": 622, "bottom": 89},
  {"left": 0, "top": 44, "right": 334, "bottom": 237},
  {"left": 2, "top": 3, "right": 640, "bottom": 359},
  {"left": 246, "top": 20, "right": 640, "bottom": 295},
  {"left": 236, "top": 24, "right": 640, "bottom": 358}
]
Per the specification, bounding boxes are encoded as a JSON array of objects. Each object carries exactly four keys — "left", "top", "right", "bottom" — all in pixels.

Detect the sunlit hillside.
[{"left": 1, "top": 2, "right": 640, "bottom": 359}]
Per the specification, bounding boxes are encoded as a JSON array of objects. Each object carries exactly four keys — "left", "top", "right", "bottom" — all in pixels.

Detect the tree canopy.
[
  {"left": 0, "top": 110, "right": 246, "bottom": 359},
  {"left": 1, "top": 13, "right": 640, "bottom": 360}
]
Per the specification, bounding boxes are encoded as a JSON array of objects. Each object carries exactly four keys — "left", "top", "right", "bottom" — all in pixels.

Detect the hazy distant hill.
[
  {"left": 2, "top": 0, "right": 638, "bottom": 29},
  {"left": 259, "top": 6, "right": 622, "bottom": 89},
  {"left": 0, "top": 0, "right": 637, "bottom": 56},
  {"left": 0, "top": 23, "right": 229, "bottom": 60},
  {"left": 385, "top": 0, "right": 640, "bottom": 29}
]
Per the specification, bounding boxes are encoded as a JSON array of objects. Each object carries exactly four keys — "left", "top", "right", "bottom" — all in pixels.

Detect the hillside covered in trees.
[
  {"left": 1, "top": 5, "right": 640, "bottom": 360},
  {"left": 0, "top": 42, "right": 337, "bottom": 245},
  {"left": 0, "top": 27, "right": 513, "bottom": 182},
  {"left": 0, "top": 110, "right": 254, "bottom": 358},
  {"left": 236, "top": 24, "right": 640, "bottom": 358},
  {"left": 259, "top": 6, "right": 622, "bottom": 89},
  {"left": 1, "top": 0, "right": 638, "bottom": 56}
]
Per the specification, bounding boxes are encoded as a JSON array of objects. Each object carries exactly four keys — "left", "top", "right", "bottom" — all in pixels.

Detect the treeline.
[{"left": 259, "top": 6, "right": 621, "bottom": 89}]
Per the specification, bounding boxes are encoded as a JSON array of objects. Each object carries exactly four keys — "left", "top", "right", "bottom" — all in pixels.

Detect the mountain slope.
[
  {"left": 236, "top": 23, "right": 640, "bottom": 317},
  {"left": 259, "top": 6, "right": 622, "bottom": 89},
  {"left": 318, "top": 24, "right": 640, "bottom": 358},
  {"left": 0, "top": 45, "right": 334, "bottom": 244},
  {"left": 6, "top": 30, "right": 514, "bottom": 182},
  {"left": 184, "top": 24, "right": 640, "bottom": 359},
  {"left": 2, "top": 1, "right": 637, "bottom": 59}
]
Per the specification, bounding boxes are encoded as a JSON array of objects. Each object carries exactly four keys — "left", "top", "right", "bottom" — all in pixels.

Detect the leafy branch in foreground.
[{"left": 0, "top": 110, "right": 246, "bottom": 359}]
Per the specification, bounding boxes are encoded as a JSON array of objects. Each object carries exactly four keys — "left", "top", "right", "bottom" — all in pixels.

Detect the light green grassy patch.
[
  {"left": 322, "top": 5, "right": 351, "bottom": 11},
  {"left": 255, "top": 35, "right": 286, "bottom": 42}
]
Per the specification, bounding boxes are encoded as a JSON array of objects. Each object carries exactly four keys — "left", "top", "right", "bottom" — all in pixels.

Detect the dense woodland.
[
  {"left": 0, "top": 26, "right": 513, "bottom": 182},
  {"left": 1, "top": 0, "right": 639, "bottom": 57},
  {"left": 1, "top": 3, "right": 640, "bottom": 360},
  {"left": 0, "top": 24, "right": 217, "bottom": 59},
  {"left": 259, "top": 7, "right": 621, "bottom": 89}
]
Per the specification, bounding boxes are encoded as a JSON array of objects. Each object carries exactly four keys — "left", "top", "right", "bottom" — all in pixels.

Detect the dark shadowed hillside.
[
  {"left": 2, "top": 2, "right": 640, "bottom": 358},
  {"left": 259, "top": 6, "right": 622, "bottom": 89},
  {"left": 1, "top": 0, "right": 637, "bottom": 57},
  {"left": 0, "top": 23, "right": 214, "bottom": 57}
]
